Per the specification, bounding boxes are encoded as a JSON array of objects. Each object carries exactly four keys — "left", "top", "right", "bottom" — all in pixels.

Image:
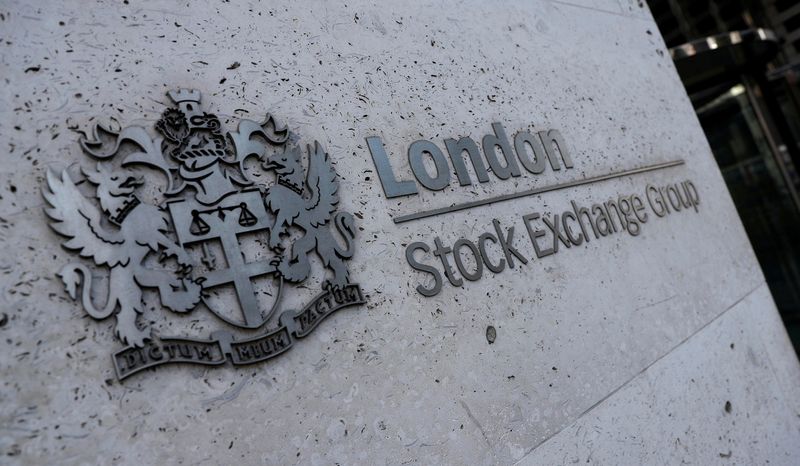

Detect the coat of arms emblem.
[{"left": 43, "top": 89, "right": 364, "bottom": 380}]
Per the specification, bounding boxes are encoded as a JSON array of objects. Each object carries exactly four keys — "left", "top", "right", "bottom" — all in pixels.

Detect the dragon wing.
[
  {"left": 304, "top": 141, "right": 340, "bottom": 227},
  {"left": 80, "top": 123, "right": 179, "bottom": 195},
  {"left": 44, "top": 169, "right": 129, "bottom": 267}
]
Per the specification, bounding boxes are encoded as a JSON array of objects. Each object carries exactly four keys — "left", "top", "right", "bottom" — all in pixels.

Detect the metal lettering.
[
  {"left": 408, "top": 140, "right": 450, "bottom": 191},
  {"left": 631, "top": 194, "right": 648, "bottom": 223},
  {"left": 444, "top": 137, "right": 490, "bottom": 185},
  {"left": 366, "top": 136, "right": 418, "bottom": 198},
  {"left": 562, "top": 211, "right": 584, "bottom": 245},
  {"left": 667, "top": 184, "right": 683, "bottom": 211},
  {"left": 618, "top": 197, "right": 641, "bottom": 236},
  {"left": 543, "top": 214, "right": 571, "bottom": 251},
  {"left": 592, "top": 204, "right": 613, "bottom": 236},
  {"left": 492, "top": 218, "right": 529, "bottom": 267},
  {"left": 602, "top": 199, "right": 622, "bottom": 233},
  {"left": 523, "top": 213, "right": 554, "bottom": 258},
  {"left": 478, "top": 232, "right": 506, "bottom": 273},
  {"left": 539, "top": 129, "right": 574, "bottom": 170},
  {"left": 513, "top": 131, "right": 547, "bottom": 174},
  {"left": 405, "top": 242, "right": 443, "bottom": 297},
  {"left": 571, "top": 200, "right": 599, "bottom": 242},
  {"left": 453, "top": 239, "right": 483, "bottom": 282},
  {"left": 482, "top": 122, "right": 522, "bottom": 180},
  {"left": 683, "top": 180, "right": 700, "bottom": 212},
  {"left": 433, "top": 236, "right": 463, "bottom": 287},
  {"left": 646, "top": 184, "right": 668, "bottom": 217},
  {"left": 148, "top": 345, "right": 163, "bottom": 361},
  {"left": 404, "top": 179, "right": 701, "bottom": 296}
]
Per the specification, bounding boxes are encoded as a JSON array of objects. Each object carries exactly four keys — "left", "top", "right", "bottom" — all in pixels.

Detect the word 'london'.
[
  {"left": 43, "top": 89, "right": 365, "bottom": 381},
  {"left": 366, "top": 123, "right": 698, "bottom": 297},
  {"left": 367, "top": 122, "right": 573, "bottom": 196}
]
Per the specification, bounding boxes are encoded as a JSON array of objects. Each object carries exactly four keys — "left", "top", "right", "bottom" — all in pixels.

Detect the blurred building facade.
[
  {"left": 651, "top": 0, "right": 800, "bottom": 63},
  {"left": 649, "top": 0, "right": 800, "bottom": 351}
]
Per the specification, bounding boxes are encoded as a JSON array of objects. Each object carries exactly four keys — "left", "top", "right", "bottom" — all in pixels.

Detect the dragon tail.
[
  {"left": 58, "top": 263, "right": 117, "bottom": 319},
  {"left": 333, "top": 212, "right": 356, "bottom": 259}
]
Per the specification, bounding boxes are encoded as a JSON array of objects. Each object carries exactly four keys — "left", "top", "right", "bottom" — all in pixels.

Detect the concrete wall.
[{"left": 1, "top": 0, "right": 799, "bottom": 464}]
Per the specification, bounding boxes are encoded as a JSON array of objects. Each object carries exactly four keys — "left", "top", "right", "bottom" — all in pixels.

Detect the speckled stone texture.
[{"left": 1, "top": 0, "right": 799, "bottom": 464}]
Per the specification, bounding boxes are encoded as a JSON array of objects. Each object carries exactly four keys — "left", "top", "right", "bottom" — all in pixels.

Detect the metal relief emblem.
[{"left": 43, "top": 89, "right": 364, "bottom": 380}]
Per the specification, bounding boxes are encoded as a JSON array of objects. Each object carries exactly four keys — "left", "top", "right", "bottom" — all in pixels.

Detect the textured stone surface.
[
  {"left": 0, "top": 0, "right": 798, "bottom": 464},
  {"left": 523, "top": 284, "right": 800, "bottom": 465}
]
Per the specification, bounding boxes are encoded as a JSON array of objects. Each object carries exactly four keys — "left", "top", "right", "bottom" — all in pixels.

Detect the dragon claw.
[
  {"left": 322, "top": 280, "right": 336, "bottom": 292},
  {"left": 158, "top": 246, "right": 195, "bottom": 276},
  {"left": 267, "top": 232, "right": 284, "bottom": 252},
  {"left": 115, "top": 325, "right": 151, "bottom": 348},
  {"left": 160, "top": 276, "right": 204, "bottom": 313}
]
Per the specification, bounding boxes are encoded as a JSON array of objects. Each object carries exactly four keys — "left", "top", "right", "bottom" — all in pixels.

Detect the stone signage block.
[{"left": 1, "top": 0, "right": 798, "bottom": 464}]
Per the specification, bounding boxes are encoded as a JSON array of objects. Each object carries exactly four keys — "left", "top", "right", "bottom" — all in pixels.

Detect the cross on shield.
[{"left": 168, "top": 188, "right": 281, "bottom": 328}]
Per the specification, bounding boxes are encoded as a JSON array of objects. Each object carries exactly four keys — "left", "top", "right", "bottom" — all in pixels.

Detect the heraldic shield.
[
  {"left": 42, "top": 89, "right": 365, "bottom": 381},
  {"left": 168, "top": 189, "right": 282, "bottom": 329}
]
